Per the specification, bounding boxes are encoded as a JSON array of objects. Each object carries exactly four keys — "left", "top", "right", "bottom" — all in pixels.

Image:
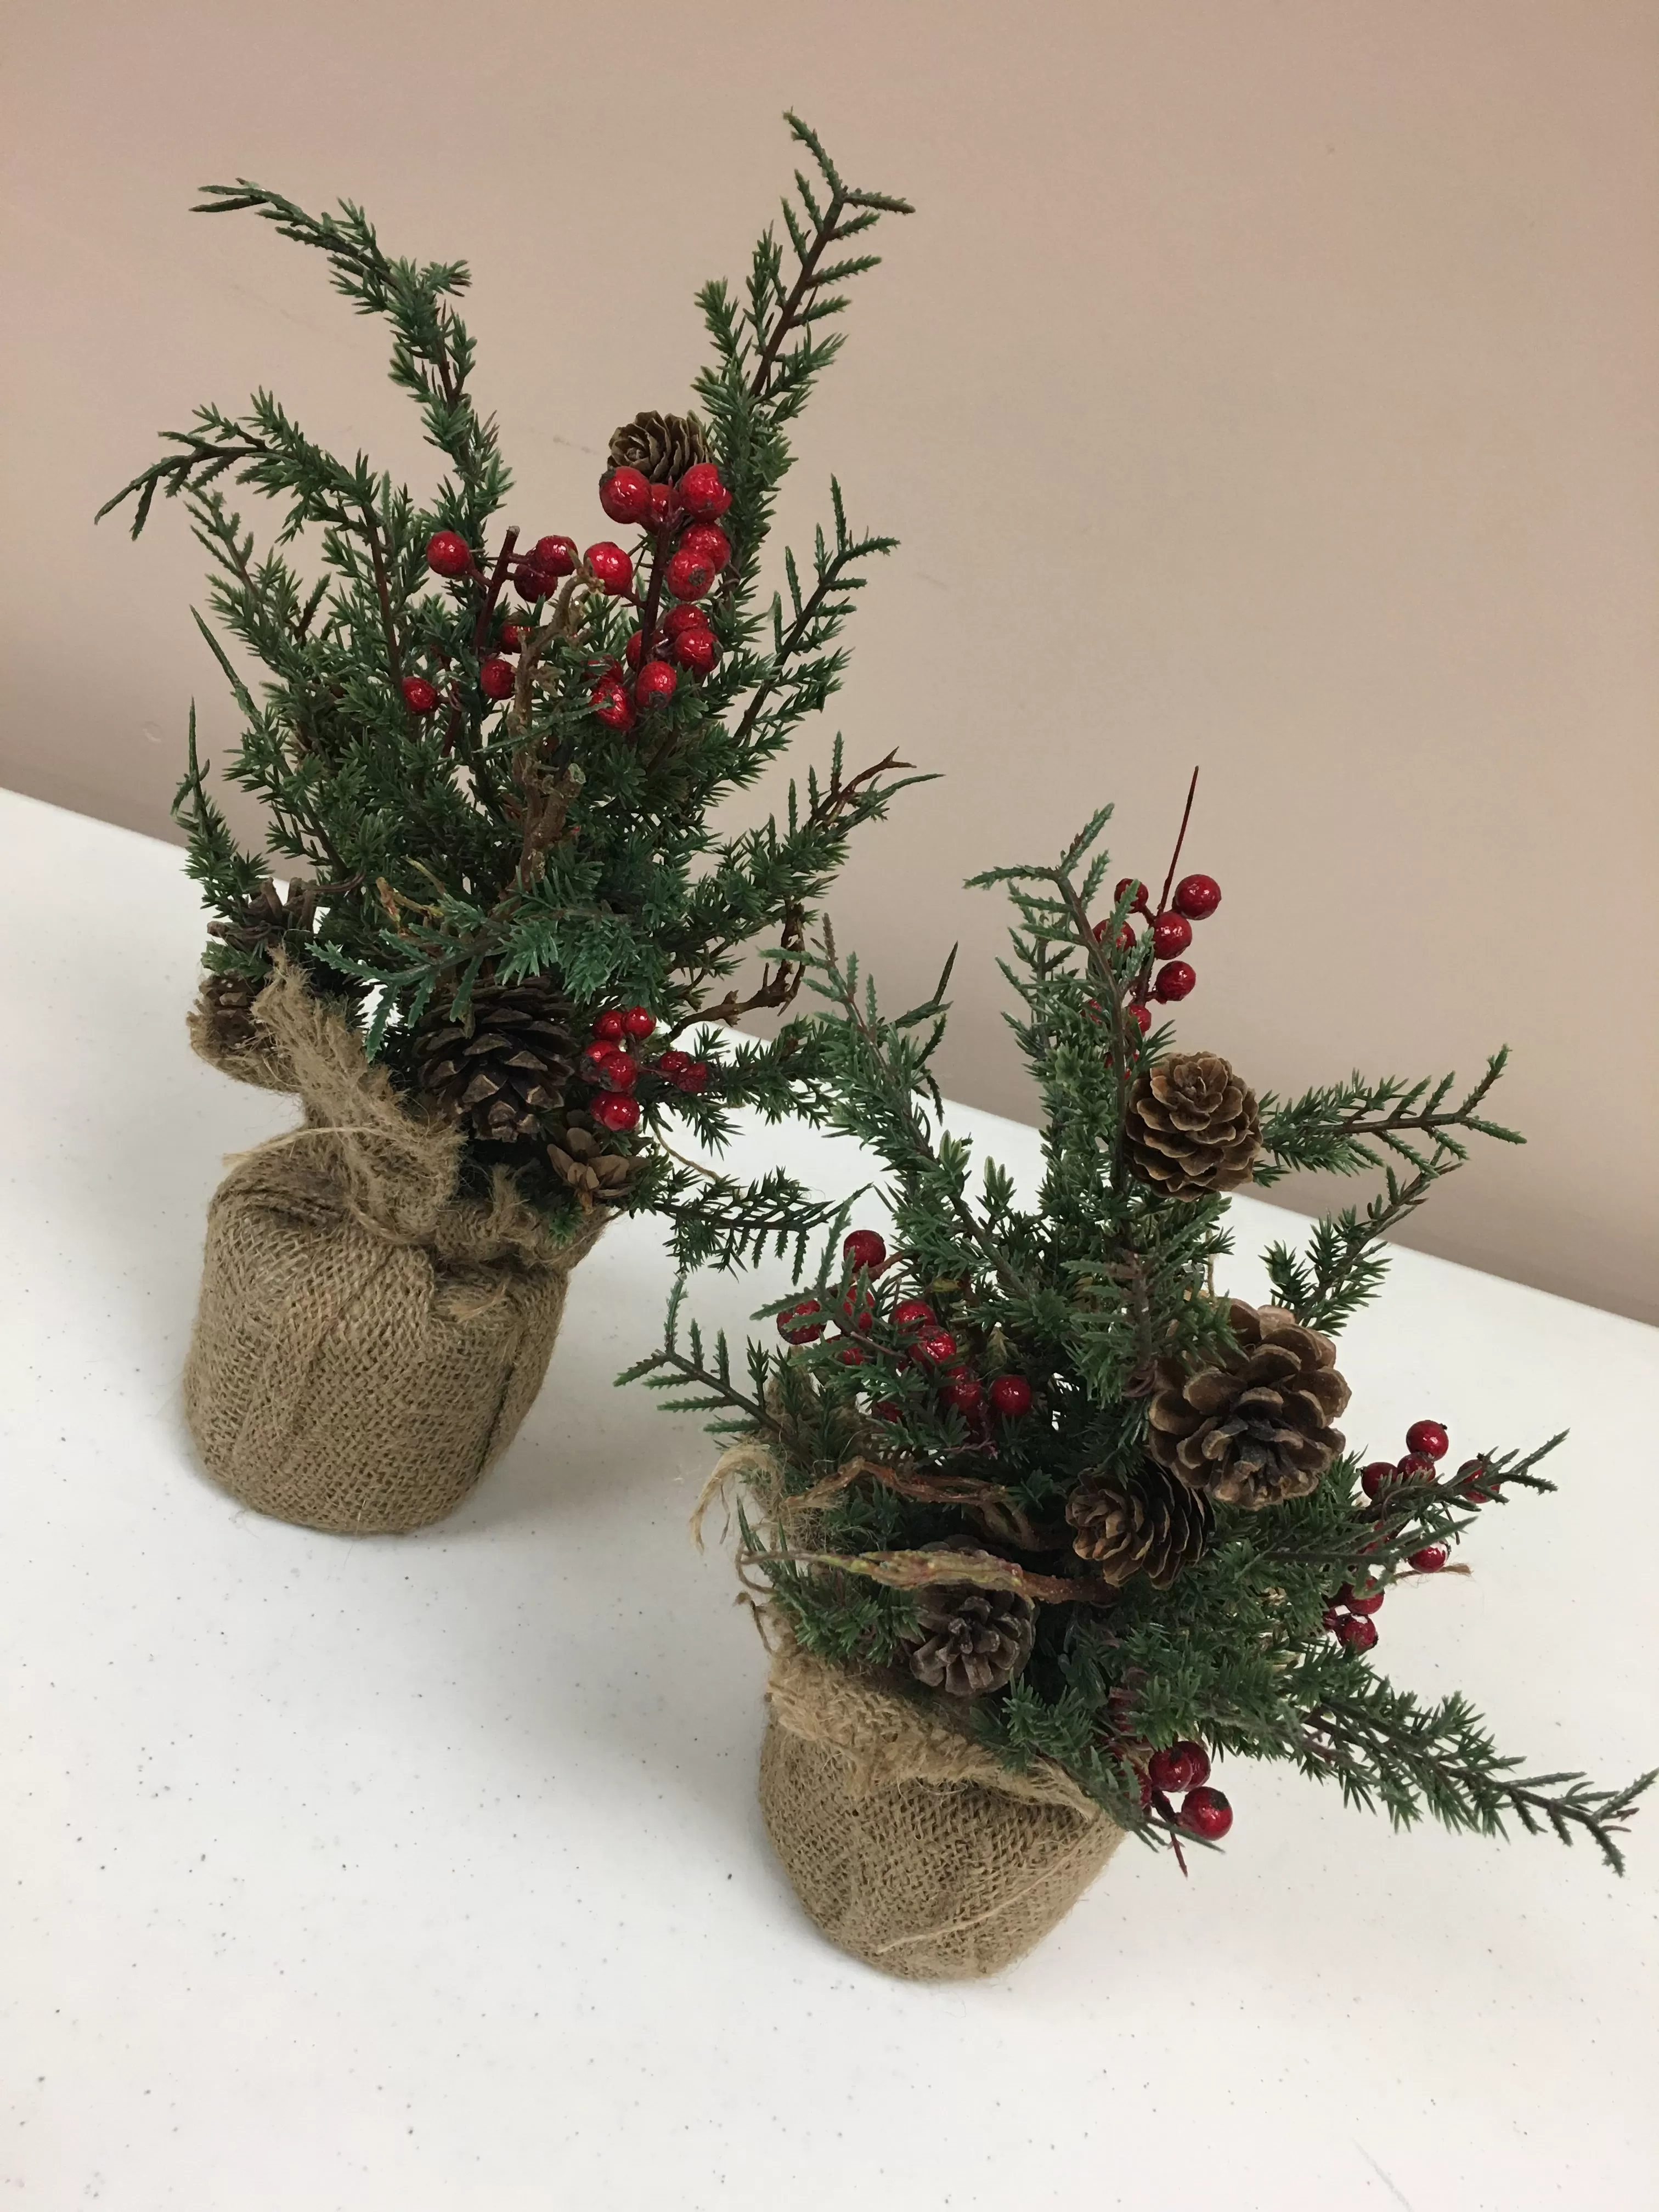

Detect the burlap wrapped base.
[
  {"left": 759, "top": 1641, "right": 1124, "bottom": 1980},
  {"left": 182, "top": 960, "right": 606, "bottom": 1535}
]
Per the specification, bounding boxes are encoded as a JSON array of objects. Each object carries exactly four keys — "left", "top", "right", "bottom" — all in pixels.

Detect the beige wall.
[{"left": 4, "top": 1, "right": 1656, "bottom": 1321}]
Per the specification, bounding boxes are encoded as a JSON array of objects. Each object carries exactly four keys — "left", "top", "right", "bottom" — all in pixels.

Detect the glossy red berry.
[
  {"left": 891, "top": 1299, "right": 935, "bottom": 1333},
  {"left": 678, "top": 461, "right": 732, "bottom": 520},
  {"left": 1178, "top": 1786, "right": 1232, "bottom": 1840},
  {"left": 1460, "top": 1458, "right": 1498, "bottom": 1503},
  {"left": 989, "top": 1374, "right": 1032, "bottom": 1417},
  {"left": 1338, "top": 1582, "right": 1385, "bottom": 1616},
  {"left": 945, "top": 1371, "right": 984, "bottom": 1413},
  {"left": 400, "top": 675, "right": 439, "bottom": 715},
  {"left": 1336, "top": 1613, "right": 1379, "bottom": 1653},
  {"left": 664, "top": 546, "right": 715, "bottom": 601},
  {"left": 843, "top": 1229, "right": 887, "bottom": 1273},
  {"left": 589, "top": 1091, "right": 641, "bottom": 1134},
  {"left": 672, "top": 624, "right": 718, "bottom": 674},
  {"left": 1114, "top": 876, "right": 1151, "bottom": 915},
  {"left": 599, "top": 466, "right": 651, "bottom": 525},
  {"left": 498, "top": 624, "right": 523, "bottom": 652},
  {"left": 479, "top": 656, "right": 516, "bottom": 701},
  {"left": 914, "top": 1328, "right": 958, "bottom": 1368},
  {"left": 839, "top": 1289, "right": 875, "bottom": 1335},
  {"left": 1148, "top": 1741, "right": 1211, "bottom": 1793},
  {"left": 1406, "top": 1419, "right": 1450, "bottom": 1460},
  {"left": 620, "top": 1007, "right": 655, "bottom": 1040},
  {"left": 644, "top": 482, "right": 678, "bottom": 529},
  {"left": 1153, "top": 960, "right": 1195, "bottom": 1003},
  {"left": 1094, "top": 918, "right": 1136, "bottom": 950},
  {"left": 664, "top": 603, "right": 709, "bottom": 637},
  {"left": 589, "top": 676, "right": 635, "bottom": 730},
  {"left": 593, "top": 1012, "right": 627, "bottom": 1043},
  {"left": 1127, "top": 1005, "right": 1152, "bottom": 1035},
  {"left": 635, "top": 659, "right": 678, "bottom": 709},
  {"left": 653, "top": 1048, "right": 691, "bottom": 1080},
  {"left": 533, "top": 535, "right": 578, "bottom": 578},
  {"left": 1152, "top": 911, "right": 1193, "bottom": 958},
  {"left": 776, "top": 1299, "right": 825, "bottom": 1345},
  {"left": 585, "top": 542, "right": 634, "bottom": 595},
  {"left": 838, "top": 1342, "right": 871, "bottom": 1367},
  {"left": 1172, "top": 873, "right": 1221, "bottom": 921},
  {"left": 1359, "top": 1459, "right": 1400, "bottom": 1499},
  {"left": 425, "top": 529, "right": 474, "bottom": 578},
  {"left": 601, "top": 1052, "right": 640, "bottom": 1093},
  {"left": 679, "top": 522, "right": 732, "bottom": 573},
  {"left": 1396, "top": 1454, "right": 1440, "bottom": 1484},
  {"left": 872, "top": 1399, "right": 904, "bottom": 1423},
  {"left": 1409, "top": 1544, "right": 1449, "bottom": 1573},
  {"left": 515, "top": 566, "right": 551, "bottom": 602},
  {"left": 673, "top": 1059, "right": 710, "bottom": 1095}
]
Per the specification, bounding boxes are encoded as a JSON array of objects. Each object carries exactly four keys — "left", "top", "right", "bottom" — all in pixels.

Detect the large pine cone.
[
  {"left": 1124, "top": 1052, "right": 1260, "bottom": 1200},
  {"left": 207, "top": 878, "right": 318, "bottom": 957},
  {"left": 1065, "top": 1467, "right": 1213, "bottom": 1587},
  {"left": 607, "top": 410, "right": 709, "bottom": 484},
  {"left": 899, "top": 1543, "right": 1036, "bottom": 1697},
  {"left": 414, "top": 979, "right": 577, "bottom": 1146},
  {"left": 546, "top": 1110, "right": 640, "bottom": 1208},
  {"left": 1146, "top": 1300, "right": 1350, "bottom": 1510}
]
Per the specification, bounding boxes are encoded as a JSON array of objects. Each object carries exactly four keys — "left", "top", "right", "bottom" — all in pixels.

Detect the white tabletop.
[{"left": 3, "top": 786, "right": 1655, "bottom": 2211}]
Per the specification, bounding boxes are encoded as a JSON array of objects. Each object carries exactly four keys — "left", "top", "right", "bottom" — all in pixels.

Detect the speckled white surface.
[{"left": 2, "top": 786, "right": 1655, "bottom": 2211}]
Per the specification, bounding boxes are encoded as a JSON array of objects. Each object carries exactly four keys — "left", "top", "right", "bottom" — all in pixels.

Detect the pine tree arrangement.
[
  {"left": 99, "top": 115, "right": 918, "bottom": 1271},
  {"left": 630, "top": 791, "right": 1650, "bottom": 1974}
]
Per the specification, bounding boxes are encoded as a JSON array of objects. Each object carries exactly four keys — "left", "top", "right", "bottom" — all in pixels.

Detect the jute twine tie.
[{"left": 183, "top": 959, "right": 605, "bottom": 1534}]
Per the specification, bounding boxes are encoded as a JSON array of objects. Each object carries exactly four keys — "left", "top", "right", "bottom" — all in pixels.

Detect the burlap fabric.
[
  {"left": 759, "top": 1639, "right": 1124, "bottom": 1980},
  {"left": 183, "top": 959, "right": 606, "bottom": 1534}
]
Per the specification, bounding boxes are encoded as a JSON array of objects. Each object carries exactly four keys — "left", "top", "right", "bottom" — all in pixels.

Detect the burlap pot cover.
[
  {"left": 759, "top": 1640, "right": 1125, "bottom": 1980},
  {"left": 182, "top": 959, "right": 606, "bottom": 1535}
]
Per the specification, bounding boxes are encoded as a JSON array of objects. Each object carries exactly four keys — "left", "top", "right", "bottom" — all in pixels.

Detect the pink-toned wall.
[{"left": 4, "top": 1, "right": 1655, "bottom": 1320}]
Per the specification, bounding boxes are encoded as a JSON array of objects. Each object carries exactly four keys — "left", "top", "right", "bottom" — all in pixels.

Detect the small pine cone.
[
  {"left": 191, "top": 968, "right": 263, "bottom": 1056},
  {"left": 607, "top": 410, "right": 710, "bottom": 484},
  {"left": 546, "top": 1111, "right": 640, "bottom": 1207},
  {"left": 415, "top": 979, "right": 577, "bottom": 1147},
  {"left": 1124, "top": 1051, "right": 1260, "bottom": 1200},
  {"left": 899, "top": 1541, "right": 1036, "bottom": 1698},
  {"left": 1065, "top": 1467, "right": 1213, "bottom": 1587},
  {"left": 207, "top": 877, "right": 318, "bottom": 957},
  {"left": 1147, "top": 1300, "right": 1351, "bottom": 1510}
]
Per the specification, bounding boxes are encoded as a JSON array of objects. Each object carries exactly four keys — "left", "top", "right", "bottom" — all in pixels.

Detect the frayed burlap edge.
[{"left": 759, "top": 1635, "right": 1124, "bottom": 1980}]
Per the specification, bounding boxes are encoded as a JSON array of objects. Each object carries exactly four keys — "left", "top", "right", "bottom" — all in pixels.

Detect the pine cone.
[
  {"left": 546, "top": 1110, "right": 640, "bottom": 1207},
  {"left": 192, "top": 968, "right": 263, "bottom": 1056},
  {"left": 1065, "top": 1467, "right": 1213, "bottom": 1587},
  {"left": 414, "top": 979, "right": 577, "bottom": 1147},
  {"left": 607, "top": 410, "right": 709, "bottom": 484},
  {"left": 1146, "top": 1300, "right": 1351, "bottom": 1510},
  {"left": 207, "top": 878, "right": 318, "bottom": 956},
  {"left": 899, "top": 1542, "right": 1036, "bottom": 1697},
  {"left": 1124, "top": 1052, "right": 1260, "bottom": 1200}
]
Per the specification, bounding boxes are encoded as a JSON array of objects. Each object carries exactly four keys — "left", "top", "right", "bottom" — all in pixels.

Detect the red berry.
[
  {"left": 1148, "top": 1740, "right": 1210, "bottom": 1793},
  {"left": 664, "top": 546, "right": 715, "bottom": 601},
  {"left": 653, "top": 1047, "right": 691, "bottom": 1080},
  {"left": 624, "top": 630, "right": 645, "bottom": 668},
  {"left": 873, "top": 1399, "right": 904, "bottom": 1424},
  {"left": 838, "top": 1343, "right": 871, "bottom": 1367},
  {"left": 945, "top": 1371, "right": 983, "bottom": 1413},
  {"left": 599, "top": 1052, "right": 639, "bottom": 1093},
  {"left": 664, "top": 604, "right": 710, "bottom": 637},
  {"left": 679, "top": 522, "right": 732, "bottom": 573},
  {"left": 1406, "top": 1420, "right": 1450, "bottom": 1460},
  {"left": 1172, "top": 873, "right": 1221, "bottom": 921},
  {"left": 635, "top": 659, "right": 678, "bottom": 708},
  {"left": 777, "top": 1299, "right": 825, "bottom": 1345},
  {"left": 1153, "top": 960, "right": 1195, "bottom": 1003},
  {"left": 478, "top": 656, "right": 516, "bottom": 701},
  {"left": 839, "top": 1289, "right": 875, "bottom": 1335},
  {"left": 585, "top": 542, "right": 634, "bottom": 595},
  {"left": 673, "top": 1059, "right": 710, "bottom": 1095},
  {"left": 1359, "top": 1459, "right": 1399, "bottom": 1499},
  {"left": 1336, "top": 1614, "right": 1379, "bottom": 1654},
  {"left": 843, "top": 1229, "right": 887, "bottom": 1273},
  {"left": 1152, "top": 911, "right": 1193, "bottom": 958},
  {"left": 1178, "top": 1786, "right": 1232, "bottom": 1841},
  {"left": 620, "top": 1007, "right": 655, "bottom": 1039},
  {"left": 914, "top": 1328, "right": 958, "bottom": 1368},
  {"left": 1114, "top": 876, "right": 1152, "bottom": 915},
  {"left": 425, "top": 529, "right": 474, "bottom": 579},
  {"left": 589, "top": 676, "right": 635, "bottom": 730},
  {"left": 1127, "top": 1005, "right": 1152, "bottom": 1035},
  {"left": 1460, "top": 1458, "right": 1498, "bottom": 1503},
  {"left": 582, "top": 1038, "right": 622, "bottom": 1077},
  {"left": 400, "top": 675, "right": 439, "bottom": 715},
  {"left": 593, "top": 1010, "right": 628, "bottom": 1041},
  {"left": 644, "top": 482, "right": 678, "bottom": 530},
  {"left": 1338, "top": 1582, "right": 1385, "bottom": 1616},
  {"left": 672, "top": 624, "right": 719, "bottom": 674},
  {"left": 498, "top": 624, "right": 523, "bottom": 651},
  {"left": 599, "top": 466, "right": 651, "bottom": 524},
  {"left": 989, "top": 1374, "right": 1032, "bottom": 1417},
  {"left": 678, "top": 461, "right": 732, "bottom": 520},
  {"left": 891, "top": 1299, "right": 935, "bottom": 1333},
  {"left": 1396, "top": 1454, "right": 1439, "bottom": 1484},
  {"left": 1094, "top": 919, "right": 1136, "bottom": 950},
  {"left": 590, "top": 1091, "right": 641, "bottom": 1134},
  {"left": 1409, "top": 1544, "right": 1449, "bottom": 1573},
  {"left": 515, "top": 566, "right": 551, "bottom": 602},
  {"left": 533, "top": 535, "right": 577, "bottom": 578}
]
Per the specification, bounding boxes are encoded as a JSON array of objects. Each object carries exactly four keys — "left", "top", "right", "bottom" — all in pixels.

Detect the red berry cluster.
[
  {"left": 1126, "top": 1739, "right": 1233, "bottom": 1840},
  {"left": 1093, "top": 871, "right": 1223, "bottom": 1035},
  {"left": 416, "top": 456, "right": 733, "bottom": 737},
  {"left": 1328, "top": 1417, "right": 1469, "bottom": 1648},
  {"left": 775, "top": 1230, "right": 1037, "bottom": 1424},
  {"left": 578, "top": 1005, "right": 712, "bottom": 1134}
]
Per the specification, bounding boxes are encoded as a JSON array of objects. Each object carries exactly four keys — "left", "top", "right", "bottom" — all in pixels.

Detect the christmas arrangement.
[
  {"left": 100, "top": 118, "right": 918, "bottom": 1533},
  {"left": 632, "top": 789, "right": 1651, "bottom": 1978}
]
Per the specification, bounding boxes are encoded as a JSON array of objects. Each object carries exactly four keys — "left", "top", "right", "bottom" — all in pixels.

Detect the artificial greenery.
[
  {"left": 630, "top": 803, "right": 1651, "bottom": 1869},
  {"left": 99, "top": 115, "right": 921, "bottom": 1267}
]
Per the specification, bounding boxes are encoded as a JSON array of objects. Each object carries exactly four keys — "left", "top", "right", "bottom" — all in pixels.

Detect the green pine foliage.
[
  {"left": 100, "top": 116, "right": 922, "bottom": 1267},
  {"left": 628, "top": 805, "right": 1652, "bottom": 1869}
]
